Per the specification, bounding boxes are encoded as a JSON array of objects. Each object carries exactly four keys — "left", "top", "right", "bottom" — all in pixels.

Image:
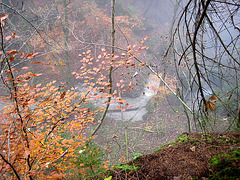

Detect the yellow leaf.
[{"left": 104, "top": 176, "right": 112, "bottom": 180}]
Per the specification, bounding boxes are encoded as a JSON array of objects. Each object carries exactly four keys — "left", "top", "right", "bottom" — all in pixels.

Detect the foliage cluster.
[{"left": 0, "top": 11, "right": 148, "bottom": 178}]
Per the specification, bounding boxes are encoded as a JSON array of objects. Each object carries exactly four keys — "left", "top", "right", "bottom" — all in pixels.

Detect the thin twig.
[
  {"left": 0, "top": 153, "right": 21, "bottom": 180},
  {"left": 89, "top": 0, "right": 115, "bottom": 138}
]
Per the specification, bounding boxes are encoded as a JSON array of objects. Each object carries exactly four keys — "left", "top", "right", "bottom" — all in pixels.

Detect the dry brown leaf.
[
  {"left": 190, "top": 146, "right": 196, "bottom": 152},
  {"left": 206, "top": 94, "right": 218, "bottom": 111}
]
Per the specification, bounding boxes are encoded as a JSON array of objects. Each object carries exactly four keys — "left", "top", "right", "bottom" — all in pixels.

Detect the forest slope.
[{"left": 93, "top": 132, "right": 240, "bottom": 180}]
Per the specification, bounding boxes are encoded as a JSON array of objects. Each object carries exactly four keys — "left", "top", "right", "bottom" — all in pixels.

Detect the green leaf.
[{"left": 104, "top": 176, "right": 112, "bottom": 180}]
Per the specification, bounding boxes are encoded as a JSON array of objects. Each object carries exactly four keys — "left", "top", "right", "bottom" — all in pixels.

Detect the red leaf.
[
  {"left": 10, "top": 56, "right": 14, "bottom": 62},
  {"left": 31, "top": 62, "right": 41, "bottom": 64},
  {"left": 60, "top": 91, "right": 66, "bottom": 99}
]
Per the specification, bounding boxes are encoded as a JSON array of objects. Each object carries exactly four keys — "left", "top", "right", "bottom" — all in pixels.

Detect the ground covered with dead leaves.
[{"left": 93, "top": 132, "right": 240, "bottom": 180}]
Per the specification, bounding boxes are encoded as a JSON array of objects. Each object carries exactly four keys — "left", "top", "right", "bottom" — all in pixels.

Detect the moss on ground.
[{"left": 209, "top": 150, "right": 240, "bottom": 179}]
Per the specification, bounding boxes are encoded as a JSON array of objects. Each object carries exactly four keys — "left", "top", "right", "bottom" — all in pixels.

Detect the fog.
[{"left": 0, "top": 0, "right": 239, "bottom": 168}]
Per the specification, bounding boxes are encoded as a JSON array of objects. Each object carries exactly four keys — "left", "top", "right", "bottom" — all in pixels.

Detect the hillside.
[
  {"left": 93, "top": 132, "right": 240, "bottom": 180},
  {"left": 0, "top": 1, "right": 239, "bottom": 179}
]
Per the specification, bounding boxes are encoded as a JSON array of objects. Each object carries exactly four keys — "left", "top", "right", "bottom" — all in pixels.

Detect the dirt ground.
[{"left": 94, "top": 131, "right": 240, "bottom": 179}]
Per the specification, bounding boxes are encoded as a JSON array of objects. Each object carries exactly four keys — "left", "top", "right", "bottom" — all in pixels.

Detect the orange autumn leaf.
[
  {"left": 7, "top": 49, "right": 19, "bottom": 55},
  {"left": 32, "top": 62, "right": 41, "bottom": 64},
  {"left": 107, "top": 94, "right": 112, "bottom": 98},
  {"left": 20, "top": 52, "right": 26, "bottom": 58},
  {"left": 141, "top": 36, "right": 148, "bottom": 43},
  {"left": 5, "top": 33, "right": 20, "bottom": 41},
  {"left": 36, "top": 73, "right": 43, "bottom": 76},
  {"left": 138, "top": 61, "right": 146, "bottom": 66},
  {"left": 26, "top": 52, "right": 39, "bottom": 59},
  {"left": 30, "top": 74, "right": 37, "bottom": 77},
  {"left": 59, "top": 60, "right": 65, "bottom": 66},
  {"left": 22, "top": 66, "right": 29, "bottom": 70}
]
